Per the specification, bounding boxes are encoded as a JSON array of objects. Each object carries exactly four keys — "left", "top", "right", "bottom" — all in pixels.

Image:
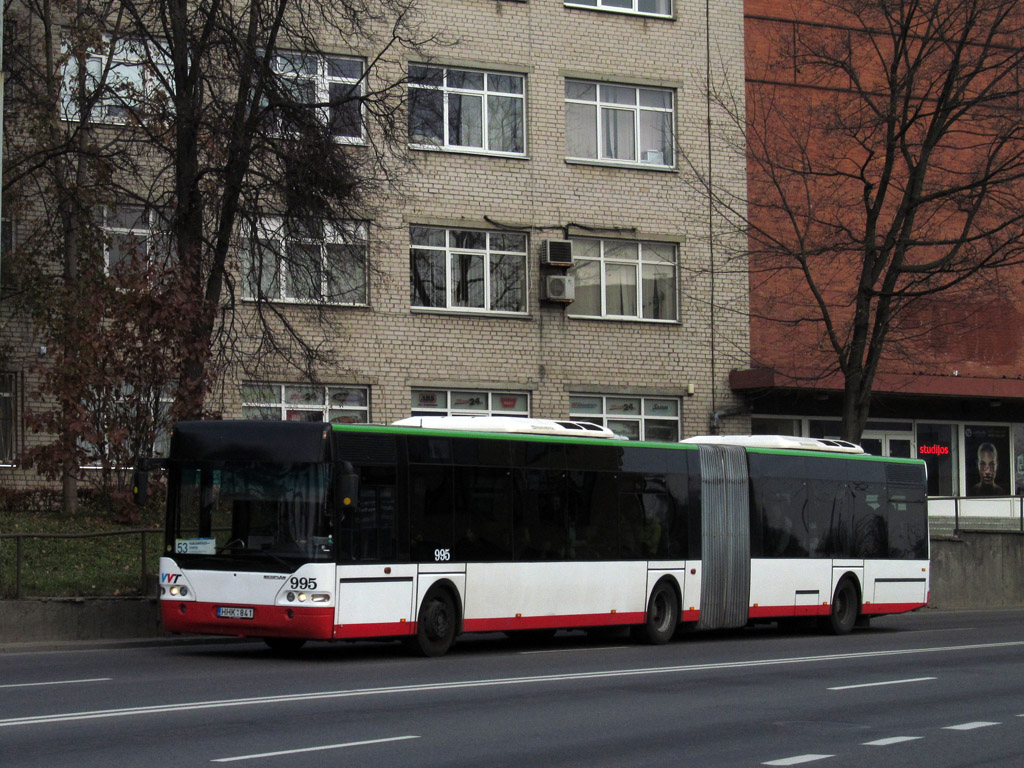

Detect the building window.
[
  {"left": 270, "top": 53, "right": 364, "bottom": 141},
  {"left": 569, "top": 237, "right": 676, "bottom": 320},
  {"left": 79, "top": 384, "right": 174, "bottom": 467},
  {"left": 62, "top": 39, "right": 171, "bottom": 123},
  {"left": 570, "top": 394, "right": 679, "bottom": 441},
  {"left": 917, "top": 422, "right": 958, "bottom": 497},
  {"left": 751, "top": 416, "right": 800, "bottom": 437},
  {"left": 565, "top": 80, "right": 674, "bottom": 167},
  {"left": 565, "top": 0, "right": 672, "bottom": 17},
  {"left": 0, "top": 373, "right": 17, "bottom": 464},
  {"left": 100, "top": 206, "right": 169, "bottom": 274},
  {"left": 1, "top": 218, "right": 13, "bottom": 289},
  {"left": 242, "top": 383, "right": 369, "bottom": 423},
  {"left": 244, "top": 219, "right": 368, "bottom": 305},
  {"left": 411, "top": 388, "right": 529, "bottom": 417},
  {"left": 410, "top": 227, "right": 528, "bottom": 314},
  {"left": 408, "top": 65, "right": 525, "bottom": 155}
]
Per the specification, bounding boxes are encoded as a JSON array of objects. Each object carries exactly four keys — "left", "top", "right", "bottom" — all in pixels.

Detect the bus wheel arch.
[
  {"left": 639, "top": 577, "right": 681, "bottom": 645},
  {"left": 823, "top": 574, "right": 861, "bottom": 636},
  {"left": 412, "top": 580, "right": 461, "bottom": 657}
]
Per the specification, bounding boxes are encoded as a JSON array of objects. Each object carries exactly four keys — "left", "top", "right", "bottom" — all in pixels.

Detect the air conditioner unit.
[
  {"left": 541, "top": 239, "right": 574, "bottom": 267},
  {"left": 544, "top": 275, "right": 575, "bottom": 302}
]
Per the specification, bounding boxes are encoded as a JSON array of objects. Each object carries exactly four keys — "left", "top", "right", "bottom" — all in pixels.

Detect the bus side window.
[
  {"left": 335, "top": 466, "right": 398, "bottom": 562},
  {"left": 409, "top": 465, "right": 454, "bottom": 561}
]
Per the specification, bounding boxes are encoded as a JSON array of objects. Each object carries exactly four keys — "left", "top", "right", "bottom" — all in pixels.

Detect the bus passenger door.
[{"left": 333, "top": 468, "right": 417, "bottom": 639}]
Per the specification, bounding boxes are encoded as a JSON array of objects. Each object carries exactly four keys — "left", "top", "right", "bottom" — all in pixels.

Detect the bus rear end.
[{"left": 159, "top": 421, "right": 339, "bottom": 645}]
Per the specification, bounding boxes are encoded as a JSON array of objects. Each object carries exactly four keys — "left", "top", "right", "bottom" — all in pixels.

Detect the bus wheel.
[
  {"left": 264, "top": 638, "right": 306, "bottom": 653},
  {"left": 824, "top": 579, "right": 859, "bottom": 636},
  {"left": 414, "top": 589, "right": 457, "bottom": 657},
  {"left": 642, "top": 582, "right": 679, "bottom": 645}
]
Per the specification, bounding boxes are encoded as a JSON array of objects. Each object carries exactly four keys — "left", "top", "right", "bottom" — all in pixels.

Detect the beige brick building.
[{"left": 0, "top": 0, "right": 750, "bottom": 487}]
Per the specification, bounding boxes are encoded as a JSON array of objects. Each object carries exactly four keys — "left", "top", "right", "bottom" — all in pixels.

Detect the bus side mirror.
[
  {"left": 132, "top": 458, "right": 168, "bottom": 506},
  {"left": 132, "top": 468, "right": 149, "bottom": 506},
  {"left": 334, "top": 472, "right": 359, "bottom": 512}
]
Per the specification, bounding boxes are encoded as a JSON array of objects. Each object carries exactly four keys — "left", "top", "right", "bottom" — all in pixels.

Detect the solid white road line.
[
  {"left": 944, "top": 721, "right": 1000, "bottom": 731},
  {"left": 862, "top": 736, "right": 923, "bottom": 746},
  {"left": 3, "top": 640, "right": 1023, "bottom": 729},
  {"left": 211, "top": 736, "right": 419, "bottom": 762},
  {"left": 0, "top": 678, "right": 112, "bottom": 690},
  {"left": 763, "top": 755, "right": 833, "bottom": 766},
  {"left": 519, "top": 646, "right": 629, "bottom": 655},
  {"left": 828, "top": 677, "right": 936, "bottom": 691}
]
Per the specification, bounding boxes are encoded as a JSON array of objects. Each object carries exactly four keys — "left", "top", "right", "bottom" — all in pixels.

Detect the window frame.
[
  {"left": 408, "top": 64, "right": 527, "bottom": 157},
  {"left": 564, "top": 79, "right": 675, "bottom": 168},
  {"left": 569, "top": 394, "right": 680, "bottom": 442},
  {"left": 411, "top": 388, "right": 530, "bottom": 418},
  {"left": 100, "top": 206, "right": 169, "bottom": 275},
  {"left": 564, "top": 0, "right": 673, "bottom": 19},
  {"left": 243, "top": 218, "right": 369, "bottom": 306},
  {"left": 0, "top": 372, "right": 18, "bottom": 465},
  {"left": 61, "top": 38, "right": 171, "bottom": 124},
  {"left": 410, "top": 226, "right": 529, "bottom": 315},
  {"left": 241, "top": 383, "right": 370, "bottom": 424},
  {"left": 268, "top": 51, "right": 366, "bottom": 143},
  {"left": 568, "top": 237, "right": 678, "bottom": 321}
]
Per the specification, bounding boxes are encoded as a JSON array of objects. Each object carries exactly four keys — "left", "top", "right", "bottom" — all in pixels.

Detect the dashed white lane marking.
[
  {"left": 0, "top": 678, "right": 111, "bottom": 690},
  {"left": 863, "top": 736, "right": 923, "bottom": 746},
  {"left": 211, "top": 736, "right": 419, "bottom": 763},
  {"left": 944, "top": 721, "right": 1001, "bottom": 731},
  {"left": 763, "top": 755, "right": 833, "bottom": 766},
  {"left": 829, "top": 676, "right": 935, "bottom": 691}
]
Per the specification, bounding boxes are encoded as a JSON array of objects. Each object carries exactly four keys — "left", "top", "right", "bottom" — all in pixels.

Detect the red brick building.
[{"left": 736, "top": 0, "right": 1024, "bottom": 501}]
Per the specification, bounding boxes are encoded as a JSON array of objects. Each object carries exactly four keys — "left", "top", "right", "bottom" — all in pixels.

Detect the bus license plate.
[{"left": 217, "top": 606, "right": 254, "bottom": 620}]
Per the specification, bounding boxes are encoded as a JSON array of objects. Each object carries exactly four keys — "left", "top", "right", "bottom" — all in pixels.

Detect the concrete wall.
[
  {"left": 0, "top": 598, "right": 163, "bottom": 645},
  {"left": 1, "top": 533, "right": 1020, "bottom": 644},
  {"left": 928, "top": 532, "right": 1024, "bottom": 610}
]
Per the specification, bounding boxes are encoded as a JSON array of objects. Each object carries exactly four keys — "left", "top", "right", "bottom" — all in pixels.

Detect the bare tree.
[
  {"left": 3, "top": 0, "right": 437, "bottom": 512},
  {"left": 113, "top": 0, "right": 437, "bottom": 419},
  {"left": 698, "top": 0, "right": 1024, "bottom": 441}
]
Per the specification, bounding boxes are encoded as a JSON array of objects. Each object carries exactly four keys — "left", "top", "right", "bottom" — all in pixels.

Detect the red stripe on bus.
[
  {"left": 462, "top": 611, "right": 645, "bottom": 633},
  {"left": 860, "top": 602, "right": 926, "bottom": 615},
  {"left": 334, "top": 621, "right": 415, "bottom": 639},
  {"left": 161, "top": 601, "right": 334, "bottom": 639}
]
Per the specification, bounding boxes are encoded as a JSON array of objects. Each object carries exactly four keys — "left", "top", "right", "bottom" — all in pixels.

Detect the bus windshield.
[{"left": 170, "top": 462, "right": 333, "bottom": 568}]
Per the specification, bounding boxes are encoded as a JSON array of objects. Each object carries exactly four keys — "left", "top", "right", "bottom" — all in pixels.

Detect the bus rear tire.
[
  {"left": 413, "top": 589, "right": 457, "bottom": 657},
  {"left": 823, "top": 578, "right": 859, "bottom": 635},
  {"left": 640, "top": 581, "right": 679, "bottom": 645}
]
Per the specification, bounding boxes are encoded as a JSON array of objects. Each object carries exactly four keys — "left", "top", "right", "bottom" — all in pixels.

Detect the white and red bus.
[{"left": 159, "top": 417, "right": 929, "bottom": 654}]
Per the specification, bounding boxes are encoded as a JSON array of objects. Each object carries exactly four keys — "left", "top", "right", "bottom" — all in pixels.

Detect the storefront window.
[
  {"left": 916, "top": 423, "right": 957, "bottom": 496},
  {"left": 751, "top": 417, "right": 800, "bottom": 436}
]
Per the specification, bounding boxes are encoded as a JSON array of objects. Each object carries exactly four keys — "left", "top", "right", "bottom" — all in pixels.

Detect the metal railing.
[
  {"left": 0, "top": 528, "right": 163, "bottom": 600},
  {"left": 928, "top": 496, "right": 1024, "bottom": 536}
]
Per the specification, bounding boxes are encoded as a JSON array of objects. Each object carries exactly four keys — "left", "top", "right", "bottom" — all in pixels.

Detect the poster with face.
[{"left": 964, "top": 425, "right": 1010, "bottom": 497}]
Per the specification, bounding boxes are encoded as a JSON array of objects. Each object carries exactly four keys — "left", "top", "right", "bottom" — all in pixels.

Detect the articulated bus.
[{"left": 159, "top": 417, "right": 929, "bottom": 655}]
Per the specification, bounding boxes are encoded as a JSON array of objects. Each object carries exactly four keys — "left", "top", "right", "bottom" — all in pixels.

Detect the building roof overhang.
[{"left": 729, "top": 368, "right": 1024, "bottom": 401}]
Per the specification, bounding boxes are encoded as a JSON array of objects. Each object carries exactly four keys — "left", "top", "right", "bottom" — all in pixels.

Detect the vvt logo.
[{"left": 161, "top": 573, "right": 182, "bottom": 584}]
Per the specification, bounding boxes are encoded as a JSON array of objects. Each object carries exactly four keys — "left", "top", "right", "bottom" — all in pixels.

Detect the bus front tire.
[
  {"left": 823, "top": 578, "right": 859, "bottom": 635},
  {"left": 641, "top": 581, "right": 679, "bottom": 645},
  {"left": 413, "top": 589, "right": 457, "bottom": 657}
]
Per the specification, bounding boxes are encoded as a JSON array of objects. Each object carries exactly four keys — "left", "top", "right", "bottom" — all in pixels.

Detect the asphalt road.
[{"left": 1, "top": 609, "right": 1023, "bottom": 767}]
